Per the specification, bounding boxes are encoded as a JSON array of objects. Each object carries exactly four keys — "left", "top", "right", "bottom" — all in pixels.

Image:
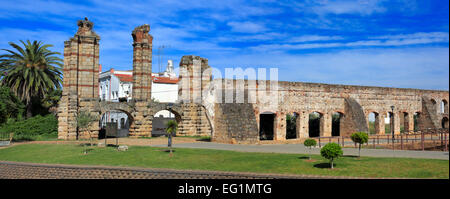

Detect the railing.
[{"left": 312, "top": 128, "right": 449, "bottom": 151}]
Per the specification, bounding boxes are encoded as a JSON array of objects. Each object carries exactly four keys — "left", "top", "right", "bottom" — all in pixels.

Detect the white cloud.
[
  {"left": 227, "top": 21, "right": 268, "bottom": 33},
  {"left": 288, "top": 35, "right": 345, "bottom": 43},
  {"left": 250, "top": 32, "right": 449, "bottom": 51},
  {"left": 208, "top": 47, "right": 449, "bottom": 90},
  {"left": 311, "top": 0, "right": 387, "bottom": 16}
]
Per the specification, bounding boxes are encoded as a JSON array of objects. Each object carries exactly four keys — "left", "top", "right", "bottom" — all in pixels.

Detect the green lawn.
[{"left": 0, "top": 143, "right": 448, "bottom": 178}]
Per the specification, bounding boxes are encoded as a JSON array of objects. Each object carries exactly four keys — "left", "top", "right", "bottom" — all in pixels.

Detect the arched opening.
[
  {"left": 385, "top": 112, "right": 394, "bottom": 135},
  {"left": 413, "top": 112, "right": 420, "bottom": 131},
  {"left": 332, "top": 112, "right": 343, "bottom": 136},
  {"left": 400, "top": 112, "right": 409, "bottom": 133},
  {"left": 442, "top": 117, "right": 449, "bottom": 129},
  {"left": 431, "top": 99, "right": 437, "bottom": 113},
  {"left": 368, "top": 112, "right": 379, "bottom": 135},
  {"left": 260, "top": 112, "right": 275, "bottom": 140},
  {"left": 441, "top": 100, "right": 448, "bottom": 114},
  {"left": 286, "top": 112, "right": 298, "bottom": 139},
  {"left": 151, "top": 109, "right": 182, "bottom": 137},
  {"left": 99, "top": 110, "right": 133, "bottom": 138},
  {"left": 308, "top": 112, "right": 323, "bottom": 137}
]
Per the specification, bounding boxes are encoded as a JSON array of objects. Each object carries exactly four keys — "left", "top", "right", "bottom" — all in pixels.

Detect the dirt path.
[{"left": 2, "top": 137, "right": 203, "bottom": 148}]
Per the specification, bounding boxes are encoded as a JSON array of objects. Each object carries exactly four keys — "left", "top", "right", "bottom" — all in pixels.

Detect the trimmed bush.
[
  {"left": 0, "top": 114, "right": 58, "bottom": 141},
  {"left": 304, "top": 138, "right": 317, "bottom": 160},
  {"left": 320, "top": 143, "right": 343, "bottom": 169},
  {"left": 351, "top": 132, "right": 369, "bottom": 157}
]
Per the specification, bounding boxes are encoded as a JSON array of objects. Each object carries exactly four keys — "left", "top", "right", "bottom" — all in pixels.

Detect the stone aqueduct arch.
[
  {"left": 57, "top": 18, "right": 449, "bottom": 143},
  {"left": 57, "top": 19, "right": 212, "bottom": 140}
]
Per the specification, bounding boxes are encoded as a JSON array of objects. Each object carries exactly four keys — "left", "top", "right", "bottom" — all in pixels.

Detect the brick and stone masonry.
[
  {"left": 57, "top": 18, "right": 100, "bottom": 140},
  {"left": 57, "top": 19, "right": 449, "bottom": 143}
]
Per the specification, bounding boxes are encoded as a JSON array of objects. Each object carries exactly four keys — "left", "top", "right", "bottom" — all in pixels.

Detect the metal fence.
[{"left": 313, "top": 128, "right": 449, "bottom": 151}]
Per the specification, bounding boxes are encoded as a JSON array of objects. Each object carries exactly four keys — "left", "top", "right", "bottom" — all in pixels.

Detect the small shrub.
[
  {"left": 351, "top": 132, "right": 369, "bottom": 157},
  {"left": 304, "top": 138, "right": 317, "bottom": 160},
  {"left": 320, "top": 143, "right": 343, "bottom": 169}
]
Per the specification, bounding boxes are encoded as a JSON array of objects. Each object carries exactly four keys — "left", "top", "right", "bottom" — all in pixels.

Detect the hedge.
[{"left": 0, "top": 114, "right": 58, "bottom": 139}]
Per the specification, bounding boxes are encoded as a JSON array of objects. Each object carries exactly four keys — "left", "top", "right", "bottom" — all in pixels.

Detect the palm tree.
[
  {"left": 0, "top": 40, "right": 62, "bottom": 118},
  {"left": 166, "top": 120, "right": 177, "bottom": 157}
]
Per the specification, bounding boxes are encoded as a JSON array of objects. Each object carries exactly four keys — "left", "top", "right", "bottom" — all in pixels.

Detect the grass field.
[{"left": 0, "top": 143, "right": 448, "bottom": 178}]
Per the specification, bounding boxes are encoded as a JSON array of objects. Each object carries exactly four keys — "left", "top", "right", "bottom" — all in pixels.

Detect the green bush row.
[{"left": 0, "top": 114, "right": 58, "bottom": 139}]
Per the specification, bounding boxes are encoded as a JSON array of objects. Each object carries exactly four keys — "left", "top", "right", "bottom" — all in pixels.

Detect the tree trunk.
[
  {"left": 26, "top": 104, "right": 32, "bottom": 118},
  {"left": 309, "top": 147, "right": 311, "bottom": 160},
  {"left": 168, "top": 134, "right": 173, "bottom": 157},
  {"left": 330, "top": 159, "right": 334, "bottom": 169},
  {"left": 359, "top": 144, "right": 361, "bottom": 158}
]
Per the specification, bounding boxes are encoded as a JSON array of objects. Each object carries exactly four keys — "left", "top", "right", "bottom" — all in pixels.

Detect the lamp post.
[{"left": 391, "top": 105, "right": 395, "bottom": 143}]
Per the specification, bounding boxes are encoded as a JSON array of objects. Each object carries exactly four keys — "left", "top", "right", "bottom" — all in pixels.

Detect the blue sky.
[{"left": 0, "top": 0, "right": 448, "bottom": 90}]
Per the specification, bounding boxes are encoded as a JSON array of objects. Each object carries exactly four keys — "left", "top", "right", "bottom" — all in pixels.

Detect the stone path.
[
  {"left": 150, "top": 142, "right": 450, "bottom": 160},
  {"left": 0, "top": 161, "right": 364, "bottom": 179}
]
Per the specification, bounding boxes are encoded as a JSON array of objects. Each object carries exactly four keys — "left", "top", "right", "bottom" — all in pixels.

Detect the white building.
[
  {"left": 99, "top": 61, "right": 179, "bottom": 137},
  {"left": 99, "top": 68, "right": 133, "bottom": 102}
]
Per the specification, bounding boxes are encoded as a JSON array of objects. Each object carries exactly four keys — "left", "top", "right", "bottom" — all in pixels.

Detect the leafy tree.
[
  {"left": 320, "top": 143, "right": 343, "bottom": 169},
  {"left": 303, "top": 138, "right": 317, "bottom": 160},
  {"left": 286, "top": 113, "right": 297, "bottom": 139},
  {"left": 0, "top": 40, "right": 62, "bottom": 118},
  {"left": 166, "top": 120, "right": 177, "bottom": 157},
  {"left": 0, "top": 86, "right": 25, "bottom": 125},
  {"left": 350, "top": 132, "right": 369, "bottom": 158},
  {"left": 75, "top": 111, "right": 97, "bottom": 153},
  {"left": 41, "top": 89, "right": 62, "bottom": 115}
]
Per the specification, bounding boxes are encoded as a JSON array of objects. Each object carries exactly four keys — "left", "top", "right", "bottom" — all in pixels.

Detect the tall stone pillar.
[
  {"left": 57, "top": 18, "right": 100, "bottom": 140},
  {"left": 132, "top": 24, "right": 153, "bottom": 101},
  {"left": 393, "top": 112, "right": 401, "bottom": 135},
  {"left": 378, "top": 113, "right": 386, "bottom": 135},
  {"left": 129, "top": 24, "right": 153, "bottom": 137},
  {"left": 321, "top": 112, "right": 332, "bottom": 137},
  {"left": 274, "top": 112, "right": 286, "bottom": 140},
  {"left": 178, "top": 55, "right": 211, "bottom": 103},
  {"left": 407, "top": 113, "right": 414, "bottom": 133},
  {"left": 298, "top": 111, "right": 309, "bottom": 138},
  {"left": 176, "top": 55, "right": 212, "bottom": 136}
]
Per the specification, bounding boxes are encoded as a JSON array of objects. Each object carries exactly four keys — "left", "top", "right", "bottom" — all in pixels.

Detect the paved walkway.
[
  {"left": 0, "top": 161, "right": 363, "bottom": 179},
  {"left": 150, "top": 142, "right": 449, "bottom": 160}
]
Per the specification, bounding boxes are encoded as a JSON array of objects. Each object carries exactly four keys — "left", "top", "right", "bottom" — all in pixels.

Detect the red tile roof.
[
  {"left": 111, "top": 71, "right": 178, "bottom": 84},
  {"left": 114, "top": 74, "right": 133, "bottom": 82},
  {"left": 152, "top": 76, "right": 179, "bottom": 84}
]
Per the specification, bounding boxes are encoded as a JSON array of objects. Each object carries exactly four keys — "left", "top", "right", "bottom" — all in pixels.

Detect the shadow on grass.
[
  {"left": 78, "top": 143, "right": 94, "bottom": 147},
  {"left": 313, "top": 163, "right": 334, "bottom": 169},
  {"left": 298, "top": 156, "right": 310, "bottom": 160},
  {"left": 342, "top": 155, "right": 359, "bottom": 158}
]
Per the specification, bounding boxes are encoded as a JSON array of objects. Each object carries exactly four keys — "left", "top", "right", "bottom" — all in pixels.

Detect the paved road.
[
  {"left": 150, "top": 142, "right": 449, "bottom": 160},
  {"left": 0, "top": 161, "right": 361, "bottom": 179}
]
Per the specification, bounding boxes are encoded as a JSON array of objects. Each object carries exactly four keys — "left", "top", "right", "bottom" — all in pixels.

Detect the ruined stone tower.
[
  {"left": 128, "top": 24, "right": 154, "bottom": 137},
  {"left": 57, "top": 18, "right": 101, "bottom": 140},
  {"left": 177, "top": 55, "right": 212, "bottom": 136},
  {"left": 131, "top": 24, "right": 153, "bottom": 101}
]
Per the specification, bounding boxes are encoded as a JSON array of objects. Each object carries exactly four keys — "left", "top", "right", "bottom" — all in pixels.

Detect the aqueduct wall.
[
  {"left": 57, "top": 19, "right": 448, "bottom": 144},
  {"left": 209, "top": 79, "right": 449, "bottom": 143}
]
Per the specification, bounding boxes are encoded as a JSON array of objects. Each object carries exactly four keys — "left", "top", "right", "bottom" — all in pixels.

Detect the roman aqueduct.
[{"left": 57, "top": 19, "right": 449, "bottom": 144}]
